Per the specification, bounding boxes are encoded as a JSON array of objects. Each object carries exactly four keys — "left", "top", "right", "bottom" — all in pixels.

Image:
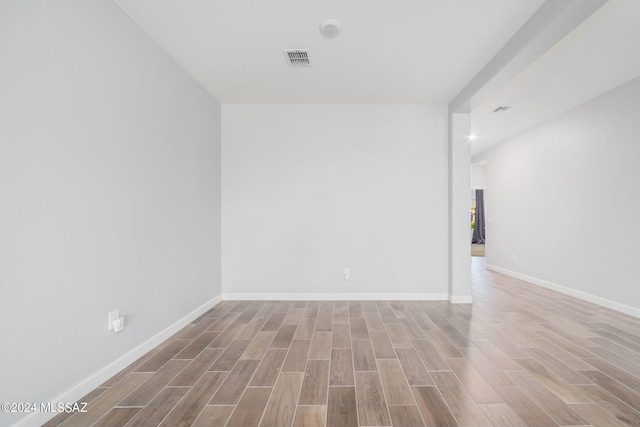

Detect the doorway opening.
[
  {"left": 471, "top": 161, "right": 487, "bottom": 257},
  {"left": 471, "top": 189, "right": 485, "bottom": 256}
]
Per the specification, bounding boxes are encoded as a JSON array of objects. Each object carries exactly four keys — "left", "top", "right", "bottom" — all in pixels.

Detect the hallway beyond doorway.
[{"left": 472, "top": 243, "right": 485, "bottom": 257}]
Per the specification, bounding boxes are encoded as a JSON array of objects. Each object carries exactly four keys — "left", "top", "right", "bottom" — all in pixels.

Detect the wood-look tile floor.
[{"left": 47, "top": 258, "right": 640, "bottom": 426}]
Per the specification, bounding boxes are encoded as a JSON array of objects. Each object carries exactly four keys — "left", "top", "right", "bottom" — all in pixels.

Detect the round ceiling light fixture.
[{"left": 320, "top": 19, "right": 342, "bottom": 38}]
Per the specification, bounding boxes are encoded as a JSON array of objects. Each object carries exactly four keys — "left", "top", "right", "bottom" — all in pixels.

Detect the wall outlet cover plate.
[{"left": 108, "top": 309, "right": 120, "bottom": 331}]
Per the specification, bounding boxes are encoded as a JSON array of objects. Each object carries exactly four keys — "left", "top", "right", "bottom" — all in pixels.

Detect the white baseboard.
[
  {"left": 486, "top": 264, "right": 640, "bottom": 319},
  {"left": 222, "top": 292, "right": 449, "bottom": 301},
  {"left": 449, "top": 295, "right": 473, "bottom": 304},
  {"left": 14, "top": 295, "right": 222, "bottom": 427}
]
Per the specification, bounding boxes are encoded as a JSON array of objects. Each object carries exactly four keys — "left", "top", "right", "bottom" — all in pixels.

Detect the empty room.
[{"left": 2, "top": 0, "right": 640, "bottom": 426}]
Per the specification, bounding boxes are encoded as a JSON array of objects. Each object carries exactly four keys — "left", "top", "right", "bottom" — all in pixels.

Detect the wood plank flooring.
[{"left": 46, "top": 258, "right": 640, "bottom": 426}]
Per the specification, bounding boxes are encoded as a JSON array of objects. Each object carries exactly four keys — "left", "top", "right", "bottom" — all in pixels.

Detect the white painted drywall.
[
  {"left": 222, "top": 104, "right": 448, "bottom": 298},
  {"left": 473, "top": 76, "right": 640, "bottom": 313},
  {"left": 471, "top": 163, "right": 487, "bottom": 189},
  {"left": 449, "top": 113, "right": 472, "bottom": 302},
  {"left": 0, "top": 1, "right": 221, "bottom": 424}
]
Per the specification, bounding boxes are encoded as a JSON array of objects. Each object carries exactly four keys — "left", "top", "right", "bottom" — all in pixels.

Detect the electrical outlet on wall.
[
  {"left": 113, "top": 317, "right": 124, "bottom": 333},
  {"left": 513, "top": 252, "right": 518, "bottom": 260},
  {"left": 344, "top": 267, "right": 351, "bottom": 280},
  {"left": 108, "top": 309, "right": 120, "bottom": 331},
  {"left": 108, "top": 309, "right": 125, "bottom": 333}
]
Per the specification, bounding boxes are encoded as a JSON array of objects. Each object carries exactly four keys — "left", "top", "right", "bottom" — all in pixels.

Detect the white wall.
[
  {"left": 474, "top": 76, "right": 640, "bottom": 316},
  {"left": 471, "top": 163, "right": 487, "bottom": 189},
  {"left": 222, "top": 104, "right": 448, "bottom": 298},
  {"left": 0, "top": 1, "right": 221, "bottom": 424},
  {"left": 448, "top": 113, "right": 472, "bottom": 302}
]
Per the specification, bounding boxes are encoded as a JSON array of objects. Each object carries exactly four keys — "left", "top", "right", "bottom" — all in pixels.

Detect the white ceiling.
[
  {"left": 470, "top": 0, "right": 640, "bottom": 155},
  {"left": 113, "top": 0, "right": 544, "bottom": 104},
  {"left": 113, "top": 0, "right": 640, "bottom": 156}
]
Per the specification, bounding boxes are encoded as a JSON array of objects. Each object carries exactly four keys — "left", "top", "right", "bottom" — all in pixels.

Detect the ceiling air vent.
[
  {"left": 492, "top": 105, "right": 514, "bottom": 113},
  {"left": 283, "top": 49, "right": 311, "bottom": 67}
]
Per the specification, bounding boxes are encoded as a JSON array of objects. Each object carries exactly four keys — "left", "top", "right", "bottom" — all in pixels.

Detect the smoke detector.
[
  {"left": 492, "top": 105, "right": 514, "bottom": 113},
  {"left": 320, "top": 19, "right": 342, "bottom": 38},
  {"left": 283, "top": 49, "right": 311, "bottom": 67}
]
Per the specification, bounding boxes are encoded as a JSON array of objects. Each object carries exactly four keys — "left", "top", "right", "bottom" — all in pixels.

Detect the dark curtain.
[{"left": 472, "top": 189, "right": 486, "bottom": 244}]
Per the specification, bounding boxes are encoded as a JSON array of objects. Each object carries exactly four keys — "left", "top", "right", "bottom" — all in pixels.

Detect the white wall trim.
[
  {"left": 449, "top": 295, "right": 473, "bottom": 304},
  {"left": 15, "top": 296, "right": 222, "bottom": 427},
  {"left": 222, "top": 293, "right": 448, "bottom": 301},
  {"left": 486, "top": 264, "right": 640, "bottom": 319}
]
